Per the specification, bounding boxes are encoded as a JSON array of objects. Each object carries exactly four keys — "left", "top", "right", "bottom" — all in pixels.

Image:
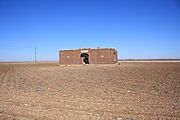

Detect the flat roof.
[{"left": 60, "top": 48, "right": 117, "bottom": 51}]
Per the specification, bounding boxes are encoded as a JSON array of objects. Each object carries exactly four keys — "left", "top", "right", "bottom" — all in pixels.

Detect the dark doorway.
[{"left": 80, "top": 53, "right": 89, "bottom": 64}]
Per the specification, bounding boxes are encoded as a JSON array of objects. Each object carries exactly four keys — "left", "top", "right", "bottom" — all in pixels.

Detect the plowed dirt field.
[{"left": 0, "top": 62, "right": 180, "bottom": 120}]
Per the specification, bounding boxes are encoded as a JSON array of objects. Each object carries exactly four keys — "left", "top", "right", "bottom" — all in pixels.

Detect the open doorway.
[{"left": 80, "top": 53, "right": 89, "bottom": 64}]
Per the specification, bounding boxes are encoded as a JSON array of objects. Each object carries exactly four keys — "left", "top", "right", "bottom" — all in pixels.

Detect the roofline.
[{"left": 60, "top": 48, "right": 117, "bottom": 52}]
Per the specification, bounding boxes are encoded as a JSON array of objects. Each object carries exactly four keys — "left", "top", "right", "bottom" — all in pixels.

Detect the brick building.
[{"left": 59, "top": 48, "right": 118, "bottom": 64}]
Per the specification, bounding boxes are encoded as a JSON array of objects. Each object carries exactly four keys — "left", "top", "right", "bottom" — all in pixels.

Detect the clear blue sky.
[{"left": 0, "top": 0, "right": 180, "bottom": 61}]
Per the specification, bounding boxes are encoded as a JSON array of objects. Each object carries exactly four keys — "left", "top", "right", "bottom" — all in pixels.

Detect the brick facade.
[{"left": 59, "top": 48, "right": 118, "bottom": 64}]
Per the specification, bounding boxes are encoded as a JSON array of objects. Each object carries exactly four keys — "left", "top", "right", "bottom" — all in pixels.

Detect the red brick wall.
[{"left": 59, "top": 48, "right": 118, "bottom": 64}]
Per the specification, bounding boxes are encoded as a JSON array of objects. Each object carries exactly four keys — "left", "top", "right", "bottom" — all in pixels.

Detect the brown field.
[{"left": 0, "top": 62, "right": 180, "bottom": 120}]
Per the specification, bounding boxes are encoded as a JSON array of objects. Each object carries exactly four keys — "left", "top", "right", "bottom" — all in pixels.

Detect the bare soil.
[{"left": 0, "top": 62, "right": 180, "bottom": 120}]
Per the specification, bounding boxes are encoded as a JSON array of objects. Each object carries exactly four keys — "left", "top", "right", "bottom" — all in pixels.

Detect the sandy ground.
[{"left": 0, "top": 62, "right": 179, "bottom": 120}]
